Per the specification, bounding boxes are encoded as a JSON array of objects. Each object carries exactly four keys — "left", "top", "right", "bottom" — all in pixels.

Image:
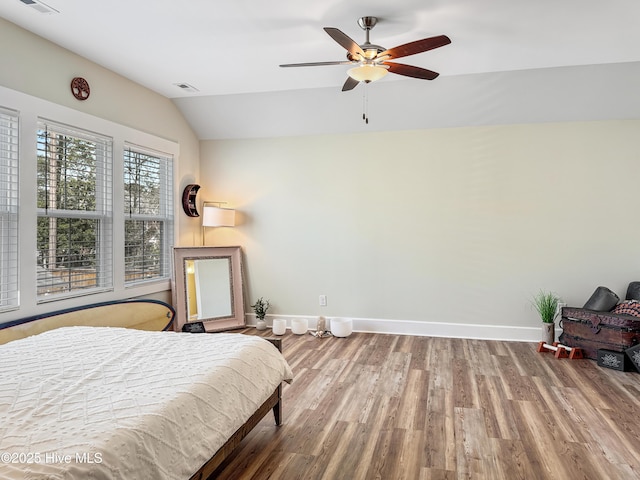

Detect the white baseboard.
[{"left": 246, "top": 314, "right": 542, "bottom": 343}]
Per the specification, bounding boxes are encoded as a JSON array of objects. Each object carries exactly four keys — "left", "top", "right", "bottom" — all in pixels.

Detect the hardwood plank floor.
[{"left": 212, "top": 330, "right": 640, "bottom": 479}]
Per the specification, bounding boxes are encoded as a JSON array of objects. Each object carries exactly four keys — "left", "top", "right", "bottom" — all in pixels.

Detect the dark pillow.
[
  {"left": 612, "top": 300, "right": 640, "bottom": 317},
  {"left": 626, "top": 282, "right": 640, "bottom": 301},
  {"left": 583, "top": 286, "right": 619, "bottom": 311}
]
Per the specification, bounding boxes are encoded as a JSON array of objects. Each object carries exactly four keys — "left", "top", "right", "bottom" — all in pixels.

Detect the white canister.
[
  {"left": 330, "top": 318, "right": 353, "bottom": 337},
  {"left": 272, "top": 318, "right": 287, "bottom": 336},
  {"left": 291, "top": 318, "right": 308, "bottom": 335}
]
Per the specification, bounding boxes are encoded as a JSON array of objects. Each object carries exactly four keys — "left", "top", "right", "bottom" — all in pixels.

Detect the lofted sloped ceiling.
[{"left": 2, "top": 0, "right": 640, "bottom": 139}]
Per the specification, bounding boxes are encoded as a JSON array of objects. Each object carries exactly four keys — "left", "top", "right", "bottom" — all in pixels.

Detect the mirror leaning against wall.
[{"left": 172, "top": 246, "right": 246, "bottom": 332}]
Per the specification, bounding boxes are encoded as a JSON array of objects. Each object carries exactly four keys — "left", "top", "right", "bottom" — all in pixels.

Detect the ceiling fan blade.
[
  {"left": 280, "top": 60, "right": 355, "bottom": 68},
  {"left": 341, "top": 77, "right": 360, "bottom": 91},
  {"left": 324, "top": 27, "right": 365, "bottom": 58},
  {"left": 384, "top": 62, "right": 440, "bottom": 80},
  {"left": 378, "top": 35, "right": 451, "bottom": 60}
]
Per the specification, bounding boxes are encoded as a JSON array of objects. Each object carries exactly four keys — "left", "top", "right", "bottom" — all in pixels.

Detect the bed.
[{"left": 0, "top": 300, "right": 293, "bottom": 479}]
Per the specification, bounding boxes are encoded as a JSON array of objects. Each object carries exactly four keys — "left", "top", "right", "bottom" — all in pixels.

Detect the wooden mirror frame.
[{"left": 172, "top": 246, "right": 246, "bottom": 332}]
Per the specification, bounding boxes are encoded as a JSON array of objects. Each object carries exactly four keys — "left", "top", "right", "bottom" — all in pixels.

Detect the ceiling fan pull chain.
[
  {"left": 362, "top": 83, "right": 369, "bottom": 124},
  {"left": 364, "top": 83, "right": 369, "bottom": 125},
  {"left": 362, "top": 88, "right": 366, "bottom": 121},
  {"left": 366, "top": 84, "right": 370, "bottom": 124}
]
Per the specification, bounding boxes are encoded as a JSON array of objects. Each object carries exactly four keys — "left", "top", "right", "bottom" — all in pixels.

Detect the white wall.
[{"left": 200, "top": 120, "right": 640, "bottom": 339}]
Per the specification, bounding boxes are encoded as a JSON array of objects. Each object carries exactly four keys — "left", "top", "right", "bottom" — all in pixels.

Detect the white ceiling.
[{"left": 2, "top": 0, "right": 640, "bottom": 139}]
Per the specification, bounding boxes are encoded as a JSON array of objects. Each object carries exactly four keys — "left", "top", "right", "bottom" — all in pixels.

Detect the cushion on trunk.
[{"left": 583, "top": 286, "right": 619, "bottom": 311}]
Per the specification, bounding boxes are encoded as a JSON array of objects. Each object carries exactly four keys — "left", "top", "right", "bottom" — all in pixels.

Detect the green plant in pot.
[
  {"left": 532, "top": 290, "right": 560, "bottom": 344},
  {"left": 251, "top": 297, "right": 270, "bottom": 331}
]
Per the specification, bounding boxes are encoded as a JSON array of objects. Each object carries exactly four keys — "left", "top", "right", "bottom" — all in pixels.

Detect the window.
[
  {"left": 36, "top": 120, "right": 113, "bottom": 299},
  {"left": 0, "top": 107, "right": 19, "bottom": 311},
  {"left": 124, "top": 146, "right": 173, "bottom": 285},
  {"left": 0, "top": 86, "right": 179, "bottom": 317}
]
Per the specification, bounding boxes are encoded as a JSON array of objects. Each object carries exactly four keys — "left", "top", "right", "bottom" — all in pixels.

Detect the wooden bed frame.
[
  {"left": 0, "top": 300, "right": 285, "bottom": 480},
  {"left": 190, "top": 337, "right": 283, "bottom": 480}
]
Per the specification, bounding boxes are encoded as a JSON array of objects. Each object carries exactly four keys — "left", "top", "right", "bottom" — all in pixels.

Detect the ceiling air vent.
[
  {"left": 19, "top": 0, "right": 59, "bottom": 14},
  {"left": 173, "top": 83, "right": 200, "bottom": 93}
]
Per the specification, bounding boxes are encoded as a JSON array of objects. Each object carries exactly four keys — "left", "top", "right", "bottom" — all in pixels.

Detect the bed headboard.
[{"left": 0, "top": 299, "right": 175, "bottom": 345}]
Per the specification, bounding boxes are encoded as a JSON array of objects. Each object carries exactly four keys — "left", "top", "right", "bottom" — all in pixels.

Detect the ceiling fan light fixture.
[{"left": 347, "top": 65, "right": 388, "bottom": 83}]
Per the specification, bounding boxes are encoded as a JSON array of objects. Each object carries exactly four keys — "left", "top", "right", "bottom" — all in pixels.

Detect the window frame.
[
  {"left": 0, "top": 85, "right": 179, "bottom": 323},
  {"left": 36, "top": 119, "right": 114, "bottom": 302},
  {"left": 123, "top": 144, "right": 174, "bottom": 287},
  {"left": 0, "top": 106, "right": 19, "bottom": 312}
]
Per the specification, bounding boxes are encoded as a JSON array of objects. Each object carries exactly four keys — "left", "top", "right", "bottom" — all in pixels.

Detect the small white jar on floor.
[
  {"left": 272, "top": 318, "right": 287, "bottom": 335},
  {"left": 330, "top": 318, "right": 353, "bottom": 337},
  {"left": 291, "top": 318, "right": 308, "bottom": 335}
]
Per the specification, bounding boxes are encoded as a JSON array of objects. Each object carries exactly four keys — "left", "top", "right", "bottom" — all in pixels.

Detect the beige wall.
[
  {"left": 0, "top": 17, "right": 201, "bottom": 247},
  {"left": 201, "top": 120, "right": 640, "bottom": 334},
  {"left": 4, "top": 17, "right": 639, "bottom": 336}
]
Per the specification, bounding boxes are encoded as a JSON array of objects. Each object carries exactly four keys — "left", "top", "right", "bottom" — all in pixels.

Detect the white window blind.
[
  {"left": 36, "top": 120, "right": 113, "bottom": 300},
  {"left": 0, "top": 107, "right": 19, "bottom": 311},
  {"left": 124, "top": 146, "right": 173, "bottom": 285}
]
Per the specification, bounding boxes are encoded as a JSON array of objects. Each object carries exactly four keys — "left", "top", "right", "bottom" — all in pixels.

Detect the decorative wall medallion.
[{"left": 70, "top": 77, "right": 90, "bottom": 101}]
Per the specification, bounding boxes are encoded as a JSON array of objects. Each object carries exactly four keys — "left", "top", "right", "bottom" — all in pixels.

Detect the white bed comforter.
[{"left": 0, "top": 327, "right": 293, "bottom": 480}]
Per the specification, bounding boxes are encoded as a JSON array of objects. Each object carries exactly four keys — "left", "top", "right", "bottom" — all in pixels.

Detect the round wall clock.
[{"left": 70, "top": 77, "right": 90, "bottom": 101}]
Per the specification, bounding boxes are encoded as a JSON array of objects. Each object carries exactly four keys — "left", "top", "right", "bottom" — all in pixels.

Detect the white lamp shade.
[
  {"left": 202, "top": 205, "right": 236, "bottom": 227},
  {"left": 347, "top": 65, "right": 388, "bottom": 82}
]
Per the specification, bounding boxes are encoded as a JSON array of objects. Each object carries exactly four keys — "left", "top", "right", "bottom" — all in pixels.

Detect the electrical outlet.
[{"left": 319, "top": 295, "right": 327, "bottom": 307}]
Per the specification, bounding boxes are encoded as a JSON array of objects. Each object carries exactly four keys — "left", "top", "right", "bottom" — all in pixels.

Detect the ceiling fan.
[{"left": 280, "top": 16, "right": 451, "bottom": 92}]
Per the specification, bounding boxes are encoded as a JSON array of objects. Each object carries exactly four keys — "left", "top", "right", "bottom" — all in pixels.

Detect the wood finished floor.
[{"left": 212, "top": 329, "right": 640, "bottom": 480}]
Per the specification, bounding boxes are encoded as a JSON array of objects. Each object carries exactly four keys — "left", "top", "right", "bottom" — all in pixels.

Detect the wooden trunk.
[{"left": 559, "top": 307, "right": 640, "bottom": 360}]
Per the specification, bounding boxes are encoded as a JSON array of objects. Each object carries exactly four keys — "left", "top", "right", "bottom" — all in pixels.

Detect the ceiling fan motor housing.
[
  {"left": 358, "top": 16, "right": 378, "bottom": 30},
  {"left": 348, "top": 16, "right": 385, "bottom": 61}
]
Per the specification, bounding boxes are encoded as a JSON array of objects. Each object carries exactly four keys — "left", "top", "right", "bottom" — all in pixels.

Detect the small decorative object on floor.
[
  {"left": 310, "top": 317, "right": 332, "bottom": 338},
  {"left": 536, "top": 342, "right": 583, "bottom": 359},
  {"left": 330, "top": 318, "right": 353, "bottom": 338},
  {"left": 182, "top": 321, "right": 205, "bottom": 333},
  {"left": 531, "top": 290, "right": 561, "bottom": 344},
  {"left": 272, "top": 318, "right": 286, "bottom": 335},
  {"left": 625, "top": 343, "right": 640, "bottom": 372},
  {"left": 252, "top": 297, "right": 270, "bottom": 331},
  {"left": 291, "top": 318, "right": 308, "bottom": 335},
  {"left": 597, "top": 349, "right": 634, "bottom": 371},
  {"left": 256, "top": 320, "right": 267, "bottom": 330}
]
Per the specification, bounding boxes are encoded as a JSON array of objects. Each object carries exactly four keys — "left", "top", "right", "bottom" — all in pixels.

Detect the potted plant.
[
  {"left": 251, "top": 297, "right": 270, "bottom": 331},
  {"left": 532, "top": 290, "right": 560, "bottom": 344}
]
